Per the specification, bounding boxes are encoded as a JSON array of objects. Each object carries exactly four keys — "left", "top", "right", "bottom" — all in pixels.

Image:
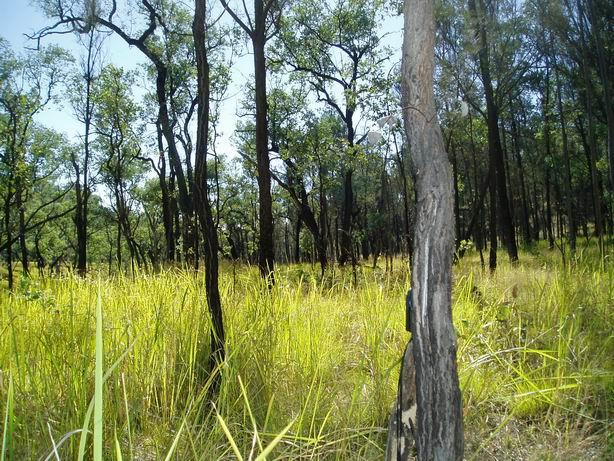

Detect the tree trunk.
[
  {"left": 451, "top": 140, "right": 462, "bottom": 248},
  {"left": 554, "top": 61, "right": 576, "bottom": 253},
  {"left": 578, "top": 0, "right": 604, "bottom": 256},
  {"left": 4, "top": 192, "right": 14, "bottom": 291},
  {"left": 389, "top": 0, "right": 464, "bottom": 458},
  {"left": 156, "top": 124, "right": 175, "bottom": 262},
  {"left": 339, "top": 168, "right": 354, "bottom": 265},
  {"left": 253, "top": 10, "right": 275, "bottom": 284},
  {"left": 76, "top": 28, "right": 96, "bottom": 277},
  {"left": 295, "top": 214, "right": 302, "bottom": 263},
  {"left": 193, "top": 0, "right": 225, "bottom": 387},
  {"left": 394, "top": 135, "right": 413, "bottom": 260},
  {"left": 470, "top": 0, "right": 519, "bottom": 266},
  {"left": 587, "top": 0, "right": 614, "bottom": 192},
  {"left": 16, "top": 188, "right": 29, "bottom": 276},
  {"left": 510, "top": 99, "right": 531, "bottom": 245}
]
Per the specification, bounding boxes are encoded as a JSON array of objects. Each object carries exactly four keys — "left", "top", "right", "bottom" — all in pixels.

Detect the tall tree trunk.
[
  {"left": 156, "top": 123, "right": 175, "bottom": 262},
  {"left": 451, "top": 140, "right": 462, "bottom": 248},
  {"left": 318, "top": 159, "right": 329, "bottom": 275},
  {"left": 544, "top": 168, "right": 554, "bottom": 249},
  {"left": 294, "top": 214, "right": 302, "bottom": 263},
  {"left": 554, "top": 60, "right": 576, "bottom": 253},
  {"left": 4, "top": 192, "right": 14, "bottom": 291},
  {"left": 394, "top": 135, "right": 413, "bottom": 260},
  {"left": 16, "top": 187, "right": 29, "bottom": 276},
  {"left": 470, "top": 0, "right": 519, "bottom": 266},
  {"left": 193, "top": 0, "right": 225, "bottom": 385},
  {"left": 253, "top": 9, "right": 275, "bottom": 284},
  {"left": 388, "top": 0, "right": 464, "bottom": 458},
  {"left": 578, "top": 0, "right": 604, "bottom": 255},
  {"left": 339, "top": 168, "right": 354, "bottom": 265},
  {"left": 75, "top": 27, "right": 96, "bottom": 277},
  {"left": 510, "top": 98, "right": 531, "bottom": 245},
  {"left": 586, "top": 0, "right": 614, "bottom": 192}
]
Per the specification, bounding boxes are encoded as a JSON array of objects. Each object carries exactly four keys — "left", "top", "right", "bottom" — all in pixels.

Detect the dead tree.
[{"left": 386, "top": 0, "right": 464, "bottom": 459}]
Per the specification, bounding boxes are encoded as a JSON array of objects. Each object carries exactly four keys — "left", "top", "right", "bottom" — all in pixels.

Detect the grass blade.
[
  {"left": 1, "top": 374, "right": 13, "bottom": 461},
  {"left": 94, "top": 287, "right": 104, "bottom": 461},
  {"left": 78, "top": 339, "right": 137, "bottom": 461},
  {"left": 163, "top": 420, "right": 185, "bottom": 461},
  {"left": 216, "top": 412, "right": 244, "bottom": 461},
  {"left": 254, "top": 418, "right": 296, "bottom": 461},
  {"left": 114, "top": 427, "right": 123, "bottom": 461}
]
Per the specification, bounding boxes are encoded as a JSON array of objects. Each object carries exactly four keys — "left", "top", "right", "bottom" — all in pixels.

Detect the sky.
[{"left": 1, "top": 0, "right": 403, "bottom": 160}]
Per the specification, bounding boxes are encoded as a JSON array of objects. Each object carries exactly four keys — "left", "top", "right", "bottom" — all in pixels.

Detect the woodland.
[{"left": 0, "top": 0, "right": 613, "bottom": 459}]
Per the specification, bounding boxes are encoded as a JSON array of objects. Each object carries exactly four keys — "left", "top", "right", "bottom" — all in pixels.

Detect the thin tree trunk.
[
  {"left": 4, "top": 194, "right": 13, "bottom": 291},
  {"left": 193, "top": 0, "right": 225, "bottom": 387},
  {"left": 295, "top": 214, "right": 302, "bottom": 263},
  {"left": 470, "top": 0, "right": 519, "bottom": 266},
  {"left": 554, "top": 60, "right": 576, "bottom": 253},
  {"left": 76, "top": 27, "right": 96, "bottom": 277},
  {"left": 339, "top": 169, "right": 354, "bottom": 265},
  {"left": 451, "top": 140, "right": 462, "bottom": 247},
  {"left": 16, "top": 188, "right": 29, "bottom": 276},
  {"left": 253, "top": 13, "right": 275, "bottom": 284},
  {"left": 153, "top": 123, "right": 175, "bottom": 262},
  {"left": 510, "top": 98, "right": 531, "bottom": 245},
  {"left": 578, "top": 0, "right": 604, "bottom": 256},
  {"left": 587, "top": 0, "right": 614, "bottom": 192}
]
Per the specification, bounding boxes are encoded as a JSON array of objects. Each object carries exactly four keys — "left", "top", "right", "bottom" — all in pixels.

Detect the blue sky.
[{"left": 1, "top": 0, "right": 403, "bottom": 159}]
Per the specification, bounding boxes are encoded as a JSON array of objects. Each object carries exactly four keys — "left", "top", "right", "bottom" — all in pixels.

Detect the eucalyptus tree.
[
  {"left": 193, "top": 0, "right": 226, "bottom": 383},
  {"left": 466, "top": 0, "right": 524, "bottom": 269},
  {"left": 92, "top": 65, "right": 146, "bottom": 271},
  {"left": 219, "top": 0, "right": 286, "bottom": 284},
  {"left": 35, "top": 0, "right": 200, "bottom": 263},
  {"left": 0, "top": 39, "right": 72, "bottom": 289},
  {"left": 267, "top": 88, "right": 342, "bottom": 275},
  {"left": 66, "top": 17, "right": 106, "bottom": 276},
  {"left": 530, "top": 0, "right": 611, "bottom": 254},
  {"left": 277, "top": 0, "right": 390, "bottom": 266}
]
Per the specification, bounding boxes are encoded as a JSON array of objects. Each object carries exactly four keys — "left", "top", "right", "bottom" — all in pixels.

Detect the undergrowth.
[{"left": 0, "top": 245, "right": 612, "bottom": 459}]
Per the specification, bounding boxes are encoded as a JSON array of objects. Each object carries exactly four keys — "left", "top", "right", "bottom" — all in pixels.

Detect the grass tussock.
[{"left": 0, "top": 245, "right": 612, "bottom": 460}]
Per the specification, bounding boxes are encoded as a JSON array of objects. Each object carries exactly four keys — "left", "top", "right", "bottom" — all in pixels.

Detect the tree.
[
  {"left": 35, "top": 0, "right": 200, "bottom": 264},
  {"left": 389, "top": 0, "right": 464, "bottom": 458},
  {"left": 278, "top": 0, "right": 389, "bottom": 266},
  {"left": 67, "top": 13, "right": 106, "bottom": 276},
  {"left": 468, "top": 0, "right": 519, "bottom": 269},
  {"left": 93, "top": 65, "right": 146, "bottom": 272},
  {"left": 0, "top": 39, "right": 71, "bottom": 289},
  {"left": 220, "top": 0, "right": 284, "bottom": 284},
  {"left": 193, "top": 0, "right": 225, "bottom": 389}
]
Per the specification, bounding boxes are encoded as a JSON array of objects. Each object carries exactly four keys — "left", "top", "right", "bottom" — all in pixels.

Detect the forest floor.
[{"left": 0, "top": 243, "right": 612, "bottom": 460}]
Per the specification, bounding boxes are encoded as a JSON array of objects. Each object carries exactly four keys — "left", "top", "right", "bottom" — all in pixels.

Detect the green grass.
[{"left": 0, "top": 245, "right": 612, "bottom": 459}]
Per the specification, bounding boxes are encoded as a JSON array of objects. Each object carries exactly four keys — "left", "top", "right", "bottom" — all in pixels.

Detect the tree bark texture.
[
  {"left": 396, "top": 0, "right": 464, "bottom": 459},
  {"left": 253, "top": 1, "right": 275, "bottom": 284},
  {"left": 193, "top": 0, "right": 226, "bottom": 382},
  {"left": 386, "top": 337, "right": 417, "bottom": 460}
]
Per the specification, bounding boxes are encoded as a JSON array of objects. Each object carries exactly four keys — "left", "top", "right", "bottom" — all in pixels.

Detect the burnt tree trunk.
[
  {"left": 193, "top": 0, "right": 225, "bottom": 386},
  {"left": 253, "top": 4, "right": 275, "bottom": 284},
  {"left": 388, "top": 0, "right": 464, "bottom": 459}
]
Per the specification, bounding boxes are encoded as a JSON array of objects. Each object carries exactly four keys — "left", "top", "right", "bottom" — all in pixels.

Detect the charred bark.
[{"left": 390, "top": 0, "right": 464, "bottom": 458}]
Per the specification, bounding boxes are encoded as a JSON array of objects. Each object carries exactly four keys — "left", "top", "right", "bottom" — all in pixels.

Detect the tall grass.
[{"left": 0, "top": 245, "right": 612, "bottom": 459}]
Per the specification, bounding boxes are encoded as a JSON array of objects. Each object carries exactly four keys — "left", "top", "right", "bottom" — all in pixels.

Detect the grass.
[{"left": 0, "top": 244, "right": 612, "bottom": 459}]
